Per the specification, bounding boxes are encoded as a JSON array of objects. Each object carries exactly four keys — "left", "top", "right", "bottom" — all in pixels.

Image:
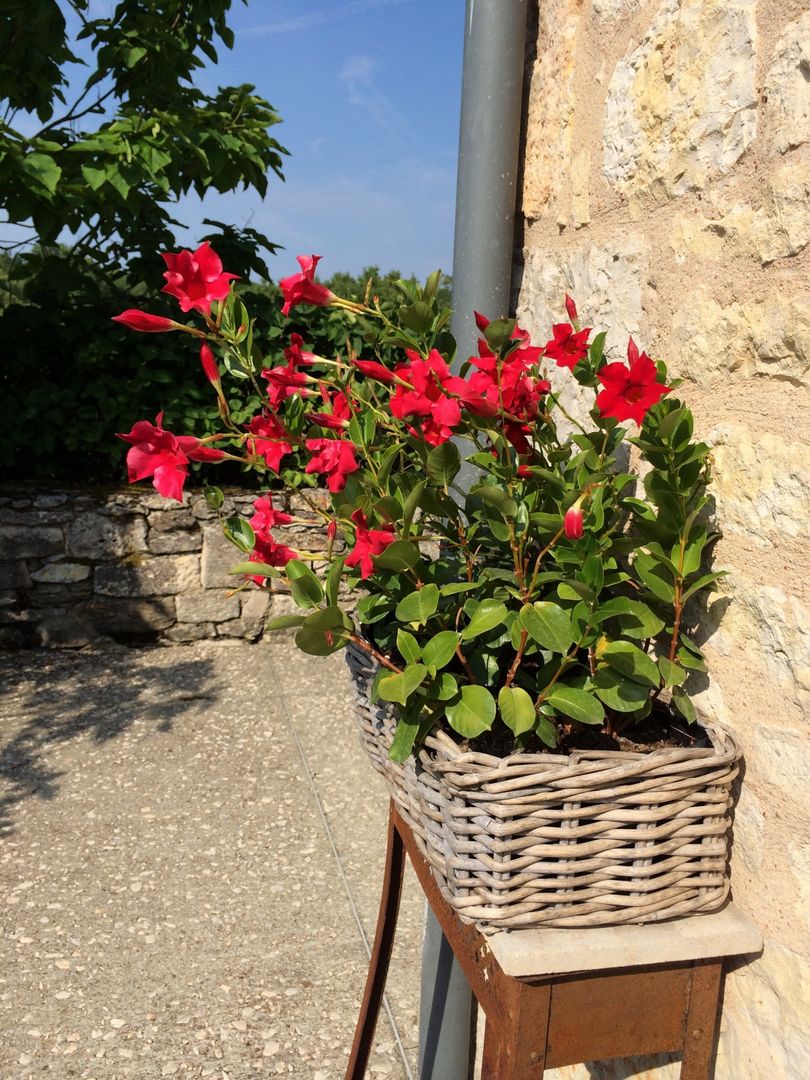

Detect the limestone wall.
[
  {"left": 0, "top": 489, "right": 325, "bottom": 649},
  {"left": 517, "top": 1, "right": 809, "bottom": 1075}
]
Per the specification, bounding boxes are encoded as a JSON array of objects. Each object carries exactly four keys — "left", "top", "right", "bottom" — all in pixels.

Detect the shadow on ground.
[{"left": 0, "top": 647, "right": 218, "bottom": 833}]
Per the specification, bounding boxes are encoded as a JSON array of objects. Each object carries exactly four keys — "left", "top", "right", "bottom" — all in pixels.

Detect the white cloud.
[{"left": 241, "top": 0, "right": 418, "bottom": 38}]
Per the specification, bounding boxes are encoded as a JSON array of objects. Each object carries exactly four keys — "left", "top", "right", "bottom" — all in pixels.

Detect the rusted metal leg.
[
  {"left": 344, "top": 800, "right": 406, "bottom": 1080},
  {"left": 480, "top": 980, "right": 551, "bottom": 1080},
  {"left": 680, "top": 959, "right": 723, "bottom": 1080}
]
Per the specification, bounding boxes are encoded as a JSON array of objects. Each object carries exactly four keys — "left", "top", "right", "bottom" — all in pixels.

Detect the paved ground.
[{"left": 0, "top": 638, "right": 424, "bottom": 1080}]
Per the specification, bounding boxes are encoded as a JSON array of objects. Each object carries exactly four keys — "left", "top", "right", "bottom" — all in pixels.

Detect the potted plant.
[{"left": 114, "top": 244, "right": 740, "bottom": 931}]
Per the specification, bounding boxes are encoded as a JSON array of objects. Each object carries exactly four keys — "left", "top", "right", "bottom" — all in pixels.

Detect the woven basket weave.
[{"left": 345, "top": 641, "right": 741, "bottom": 932}]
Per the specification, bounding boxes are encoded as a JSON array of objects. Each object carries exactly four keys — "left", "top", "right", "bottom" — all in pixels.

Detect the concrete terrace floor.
[{"left": 0, "top": 638, "right": 424, "bottom": 1080}]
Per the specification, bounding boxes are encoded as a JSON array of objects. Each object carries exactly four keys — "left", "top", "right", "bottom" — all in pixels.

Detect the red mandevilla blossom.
[
  {"left": 543, "top": 323, "right": 592, "bottom": 371},
  {"left": 199, "top": 343, "right": 220, "bottom": 387},
  {"left": 564, "top": 505, "right": 584, "bottom": 540},
  {"left": 116, "top": 412, "right": 225, "bottom": 503},
  {"left": 344, "top": 509, "right": 396, "bottom": 580},
  {"left": 279, "top": 255, "right": 335, "bottom": 316},
  {"left": 307, "top": 389, "right": 352, "bottom": 430},
  {"left": 596, "top": 338, "right": 670, "bottom": 425},
  {"left": 247, "top": 494, "right": 297, "bottom": 582},
  {"left": 389, "top": 349, "right": 462, "bottom": 446},
  {"left": 161, "top": 241, "right": 238, "bottom": 315},
  {"left": 261, "top": 333, "right": 318, "bottom": 408},
  {"left": 305, "top": 438, "right": 359, "bottom": 493},
  {"left": 111, "top": 309, "right": 183, "bottom": 333},
  {"left": 246, "top": 414, "right": 294, "bottom": 473}
]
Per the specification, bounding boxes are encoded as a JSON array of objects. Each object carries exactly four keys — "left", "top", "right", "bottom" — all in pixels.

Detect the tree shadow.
[{"left": 0, "top": 647, "right": 219, "bottom": 833}]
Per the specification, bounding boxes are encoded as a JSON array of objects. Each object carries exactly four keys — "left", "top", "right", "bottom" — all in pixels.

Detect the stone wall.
[
  {"left": 517, "top": 1, "right": 809, "bottom": 1076},
  {"left": 0, "top": 488, "right": 325, "bottom": 649}
]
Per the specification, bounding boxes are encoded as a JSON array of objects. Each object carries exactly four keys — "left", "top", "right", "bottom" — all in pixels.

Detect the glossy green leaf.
[
  {"left": 264, "top": 614, "right": 305, "bottom": 631},
  {"left": 601, "top": 640, "right": 660, "bottom": 686},
  {"left": 223, "top": 516, "right": 255, "bottom": 555},
  {"left": 633, "top": 553, "right": 676, "bottom": 602},
  {"left": 658, "top": 657, "right": 686, "bottom": 686},
  {"left": 498, "top": 686, "right": 536, "bottom": 736},
  {"left": 287, "top": 559, "right": 324, "bottom": 609},
  {"left": 422, "top": 631, "right": 459, "bottom": 670},
  {"left": 377, "top": 663, "right": 428, "bottom": 705},
  {"left": 461, "top": 599, "right": 508, "bottom": 641},
  {"left": 396, "top": 629, "right": 421, "bottom": 665},
  {"left": 388, "top": 714, "right": 421, "bottom": 761},
  {"left": 395, "top": 584, "right": 439, "bottom": 626},
  {"left": 294, "top": 607, "right": 353, "bottom": 656},
  {"left": 471, "top": 484, "right": 518, "bottom": 519},
  {"left": 373, "top": 540, "right": 421, "bottom": 571},
  {"left": 536, "top": 715, "right": 559, "bottom": 748},
  {"left": 672, "top": 686, "right": 697, "bottom": 724},
  {"left": 445, "top": 685, "right": 496, "bottom": 738},
  {"left": 593, "top": 670, "right": 651, "bottom": 712},
  {"left": 615, "top": 600, "right": 666, "bottom": 640},
  {"left": 545, "top": 685, "right": 605, "bottom": 725},
  {"left": 426, "top": 441, "right": 461, "bottom": 486},
  {"left": 520, "top": 602, "right": 574, "bottom": 654}
]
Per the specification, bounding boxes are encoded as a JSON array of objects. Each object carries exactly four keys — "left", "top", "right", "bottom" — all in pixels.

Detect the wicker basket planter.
[{"left": 345, "top": 641, "right": 741, "bottom": 932}]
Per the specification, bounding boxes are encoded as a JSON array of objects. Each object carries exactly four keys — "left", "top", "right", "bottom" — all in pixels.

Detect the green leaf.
[
  {"left": 498, "top": 686, "right": 536, "bottom": 736},
  {"left": 545, "top": 686, "right": 605, "bottom": 725},
  {"left": 377, "top": 664, "right": 428, "bottom": 705},
  {"left": 264, "top": 614, "right": 306, "bottom": 631},
  {"left": 228, "top": 561, "right": 281, "bottom": 578},
  {"left": 396, "top": 629, "right": 422, "bottom": 665},
  {"left": 672, "top": 686, "right": 697, "bottom": 724},
  {"left": 593, "top": 670, "right": 651, "bottom": 712},
  {"left": 471, "top": 484, "right": 518, "bottom": 519},
  {"left": 422, "top": 631, "right": 459, "bottom": 671},
  {"left": 426, "top": 441, "right": 461, "bottom": 486},
  {"left": 395, "top": 584, "right": 439, "bottom": 626},
  {"left": 372, "top": 540, "right": 421, "bottom": 571},
  {"left": 482, "top": 317, "right": 516, "bottom": 352},
  {"left": 325, "top": 556, "right": 345, "bottom": 607},
  {"left": 402, "top": 480, "right": 426, "bottom": 535},
  {"left": 615, "top": 600, "right": 666, "bottom": 640},
  {"left": 295, "top": 607, "right": 353, "bottom": 656},
  {"left": 23, "top": 152, "right": 62, "bottom": 194},
  {"left": 388, "top": 715, "right": 421, "bottom": 761},
  {"left": 681, "top": 571, "right": 728, "bottom": 602},
  {"left": 536, "top": 715, "right": 559, "bottom": 748},
  {"left": 601, "top": 641, "right": 660, "bottom": 686},
  {"left": 634, "top": 553, "right": 676, "bottom": 602},
  {"left": 433, "top": 672, "right": 459, "bottom": 700},
  {"left": 204, "top": 485, "right": 224, "bottom": 511},
  {"left": 461, "top": 599, "right": 508, "bottom": 641},
  {"left": 658, "top": 657, "right": 686, "bottom": 687},
  {"left": 223, "top": 516, "right": 256, "bottom": 554},
  {"left": 286, "top": 559, "right": 324, "bottom": 609},
  {"left": 677, "top": 648, "right": 707, "bottom": 673},
  {"left": 520, "top": 602, "right": 574, "bottom": 654},
  {"left": 445, "top": 685, "right": 496, "bottom": 738},
  {"left": 440, "top": 580, "right": 484, "bottom": 596}
]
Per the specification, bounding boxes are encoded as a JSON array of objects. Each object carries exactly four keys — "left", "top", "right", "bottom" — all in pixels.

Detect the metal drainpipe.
[{"left": 418, "top": 2, "right": 529, "bottom": 1077}]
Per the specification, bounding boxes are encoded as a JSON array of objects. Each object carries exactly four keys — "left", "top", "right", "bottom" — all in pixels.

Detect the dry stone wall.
[
  {"left": 518, "top": 1, "right": 810, "bottom": 1076},
  {"left": 0, "top": 489, "right": 327, "bottom": 649}
]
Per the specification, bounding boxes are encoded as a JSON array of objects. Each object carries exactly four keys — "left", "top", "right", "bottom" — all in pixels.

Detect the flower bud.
[
  {"left": 326, "top": 519, "right": 338, "bottom": 542},
  {"left": 200, "top": 343, "right": 221, "bottom": 386},
  {"left": 112, "top": 309, "right": 181, "bottom": 333},
  {"left": 564, "top": 505, "right": 584, "bottom": 540},
  {"left": 564, "top": 294, "right": 578, "bottom": 324}
]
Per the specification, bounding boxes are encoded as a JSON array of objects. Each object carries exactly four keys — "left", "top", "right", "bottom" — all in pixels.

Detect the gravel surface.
[{"left": 0, "top": 640, "right": 422, "bottom": 1080}]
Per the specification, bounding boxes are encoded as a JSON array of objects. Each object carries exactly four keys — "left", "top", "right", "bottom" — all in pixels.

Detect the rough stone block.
[
  {"left": 0, "top": 561, "right": 31, "bottom": 590},
  {"left": 164, "top": 622, "right": 213, "bottom": 643},
  {"left": 241, "top": 589, "right": 271, "bottom": 639},
  {"left": 603, "top": 0, "right": 757, "bottom": 196},
  {"left": 30, "top": 561, "right": 91, "bottom": 584},
  {"left": 95, "top": 554, "right": 200, "bottom": 597},
  {"left": 751, "top": 725, "right": 810, "bottom": 807},
  {"left": 201, "top": 523, "right": 240, "bottom": 589},
  {"left": 76, "top": 597, "right": 176, "bottom": 636},
  {"left": 0, "top": 526, "right": 63, "bottom": 560},
  {"left": 66, "top": 512, "right": 148, "bottom": 559},
  {"left": 175, "top": 591, "right": 240, "bottom": 624},
  {"left": 34, "top": 613, "right": 96, "bottom": 649},
  {"left": 766, "top": 12, "right": 810, "bottom": 154},
  {"left": 149, "top": 530, "right": 203, "bottom": 555}
]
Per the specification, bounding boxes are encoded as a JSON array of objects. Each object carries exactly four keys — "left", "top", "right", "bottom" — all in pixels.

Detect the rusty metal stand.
[{"left": 346, "top": 800, "right": 753, "bottom": 1080}]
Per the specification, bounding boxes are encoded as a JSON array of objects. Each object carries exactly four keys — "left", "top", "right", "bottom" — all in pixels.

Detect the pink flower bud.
[
  {"left": 199, "top": 343, "right": 221, "bottom": 386},
  {"left": 564, "top": 505, "right": 584, "bottom": 540},
  {"left": 516, "top": 465, "right": 533, "bottom": 478},
  {"left": 326, "top": 519, "right": 337, "bottom": 542},
  {"left": 564, "top": 294, "right": 578, "bottom": 324},
  {"left": 474, "top": 310, "right": 490, "bottom": 332},
  {"left": 112, "top": 309, "right": 181, "bottom": 333}
]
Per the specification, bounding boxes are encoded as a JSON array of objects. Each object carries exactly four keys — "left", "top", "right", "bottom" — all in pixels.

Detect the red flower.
[
  {"left": 116, "top": 412, "right": 225, "bottom": 502},
  {"left": 564, "top": 505, "right": 584, "bottom": 540},
  {"left": 199, "top": 343, "right": 220, "bottom": 387},
  {"left": 344, "top": 509, "right": 396, "bottom": 579},
  {"left": 112, "top": 309, "right": 183, "bottom": 333},
  {"left": 543, "top": 323, "right": 591, "bottom": 370},
  {"left": 305, "top": 438, "right": 359, "bottom": 492},
  {"left": 307, "top": 389, "right": 352, "bottom": 430},
  {"left": 279, "top": 255, "right": 335, "bottom": 316},
  {"left": 390, "top": 349, "right": 462, "bottom": 446},
  {"left": 161, "top": 242, "right": 237, "bottom": 315},
  {"left": 596, "top": 338, "right": 670, "bottom": 425},
  {"left": 246, "top": 494, "right": 297, "bottom": 581},
  {"left": 261, "top": 333, "right": 318, "bottom": 408},
  {"left": 284, "top": 332, "right": 317, "bottom": 367},
  {"left": 246, "top": 413, "right": 294, "bottom": 472},
  {"left": 351, "top": 359, "right": 399, "bottom": 384}
]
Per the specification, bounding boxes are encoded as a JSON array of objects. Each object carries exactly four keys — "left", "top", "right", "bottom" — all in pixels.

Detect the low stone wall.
[{"left": 0, "top": 488, "right": 322, "bottom": 648}]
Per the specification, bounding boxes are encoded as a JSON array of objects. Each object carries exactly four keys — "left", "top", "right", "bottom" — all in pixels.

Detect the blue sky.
[{"left": 179, "top": 0, "right": 465, "bottom": 280}]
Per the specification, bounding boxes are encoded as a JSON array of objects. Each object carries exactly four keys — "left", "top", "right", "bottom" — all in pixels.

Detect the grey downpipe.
[{"left": 418, "top": 2, "right": 529, "bottom": 1078}]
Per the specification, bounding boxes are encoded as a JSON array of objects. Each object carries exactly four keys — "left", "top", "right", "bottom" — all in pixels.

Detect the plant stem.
[{"left": 348, "top": 634, "right": 402, "bottom": 673}]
